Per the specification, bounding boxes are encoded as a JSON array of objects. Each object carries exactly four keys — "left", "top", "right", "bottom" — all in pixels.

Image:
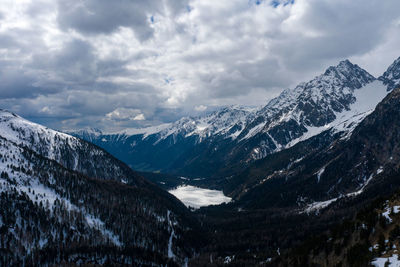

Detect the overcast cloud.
[{"left": 0, "top": 0, "right": 399, "bottom": 131}]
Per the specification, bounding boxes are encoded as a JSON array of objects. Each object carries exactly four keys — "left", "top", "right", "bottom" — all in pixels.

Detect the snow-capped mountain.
[
  {"left": 72, "top": 58, "right": 399, "bottom": 180},
  {"left": 379, "top": 56, "right": 400, "bottom": 91},
  {"left": 228, "top": 86, "right": 400, "bottom": 213},
  {"left": 235, "top": 59, "right": 380, "bottom": 158},
  {"left": 190, "top": 87, "right": 400, "bottom": 267},
  {"left": 0, "top": 110, "right": 198, "bottom": 265}
]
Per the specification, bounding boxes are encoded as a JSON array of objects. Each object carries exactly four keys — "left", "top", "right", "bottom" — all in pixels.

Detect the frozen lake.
[{"left": 169, "top": 185, "right": 231, "bottom": 209}]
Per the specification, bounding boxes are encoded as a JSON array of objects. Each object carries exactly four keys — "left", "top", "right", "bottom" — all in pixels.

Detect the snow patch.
[
  {"left": 304, "top": 197, "right": 338, "bottom": 214},
  {"left": 316, "top": 167, "right": 325, "bottom": 183},
  {"left": 372, "top": 254, "right": 400, "bottom": 266},
  {"left": 167, "top": 210, "right": 175, "bottom": 259}
]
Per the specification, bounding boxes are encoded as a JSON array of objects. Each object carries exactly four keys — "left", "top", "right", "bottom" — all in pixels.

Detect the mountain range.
[
  {"left": 72, "top": 58, "right": 398, "bottom": 187},
  {"left": 1, "top": 56, "right": 400, "bottom": 266}
]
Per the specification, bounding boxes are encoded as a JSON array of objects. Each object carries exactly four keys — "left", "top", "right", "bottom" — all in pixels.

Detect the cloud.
[
  {"left": 133, "top": 113, "right": 146, "bottom": 121},
  {"left": 194, "top": 105, "right": 207, "bottom": 112},
  {"left": 0, "top": 0, "right": 399, "bottom": 131},
  {"left": 106, "top": 108, "right": 145, "bottom": 121},
  {"left": 56, "top": 0, "right": 189, "bottom": 41}
]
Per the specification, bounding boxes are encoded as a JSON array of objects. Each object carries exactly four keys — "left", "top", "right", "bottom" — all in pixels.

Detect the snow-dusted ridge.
[
  {"left": 0, "top": 109, "right": 81, "bottom": 165},
  {"left": 96, "top": 105, "right": 259, "bottom": 143},
  {"left": 0, "top": 109, "right": 139, "bottom": 183}
]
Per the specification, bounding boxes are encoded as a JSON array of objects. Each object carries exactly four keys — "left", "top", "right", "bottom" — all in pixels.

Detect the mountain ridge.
[
  {"left": 70, "top": 58, "right": 397, "bottom": 183},
  {"left": 0, "top": 109, "right": 200, "bottom": 266}
]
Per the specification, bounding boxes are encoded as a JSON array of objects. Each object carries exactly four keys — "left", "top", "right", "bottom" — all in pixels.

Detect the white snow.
[
  {"left": 167, "top": 210, "right": 175, "bottom": 259},
  {"left": 382, "top": 207, "right": 393, "bottom": 223},
  {"left": 394, "top": 206, "right": 400, "bottom": 214},
  {"left": 304, "top": 197, "right": 339, "bottom": 214},
  {"left": 346, "top": 174, "right": 375, "bottom": 197},
  {"left": 372, "top": 254, "right": 400, "bottom": 267},
  {"left": 316, "top": 167, "right": 325, "bottom": 183},
  {"left": 240, "top": 121, "right": 267, "bottom": 141},
  {"left": 168, "top": 185, "right": 231, "bottom": 209},
  {"left": 224, "top": 255, "right": 235, "bottom": 264},
  {"left": 85, "top": 214, "right": 122, "bottom": 246},
  {"left": 109, "top": 123, "right": 172, "bottom": 139},
  {"left": 381, "top": 204, "right": 400, "bottom": 224}
]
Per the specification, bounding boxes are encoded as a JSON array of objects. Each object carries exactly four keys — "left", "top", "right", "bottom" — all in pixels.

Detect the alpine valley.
[{"left": 2, "top": 56, "right": 400, "bottom": 266}]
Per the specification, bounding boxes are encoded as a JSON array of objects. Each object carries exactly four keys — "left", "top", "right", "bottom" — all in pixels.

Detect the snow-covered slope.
[
  {"left": 0, "top": 109, "right": 143, "bottom": 183},
  {"left": 0, "top": 109, "right": 198, "bottom": 265}
]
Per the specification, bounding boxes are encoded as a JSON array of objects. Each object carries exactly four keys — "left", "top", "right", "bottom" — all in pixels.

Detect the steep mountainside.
[
  {"left": 0, "top": 110, "right": 200, "bottom": 266},
  {"left": 72, "top": 59, "right": 395, "bottom": 182},
  {"left": 228, "top": 86, "right": 400, "bottom": 211},
  {"left": 190, "top": 86, "right": 400, "bottom": 267}
]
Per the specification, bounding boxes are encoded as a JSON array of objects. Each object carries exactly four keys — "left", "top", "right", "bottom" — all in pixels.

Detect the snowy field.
[{"left": 169, "top": 185, "right": 231, "bottom": 209}]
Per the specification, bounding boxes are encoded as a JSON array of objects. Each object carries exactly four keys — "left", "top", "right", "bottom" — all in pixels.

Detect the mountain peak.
[
  {"left": 0, "top": 108, "right": 20, "bottom": 119},
  {"left": 338, "top": 59, "right": 353, "bottom": 67},
  {"left": 323, "top": 59, "right": 373, "bottom": 79},
  {"left": 379, "top": 56, "right": 400, "bottom": 91}
]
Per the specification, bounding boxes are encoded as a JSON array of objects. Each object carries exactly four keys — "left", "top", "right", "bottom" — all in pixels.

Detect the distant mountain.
[
  {"left": 72, "top": 59, "right": 392, "bottom": 182},
  {"left": 69, "top": 105, "right": 257, "bottom": 177},
  {"left": 0, "top": 110, "right": 200, "bottom": 266}
]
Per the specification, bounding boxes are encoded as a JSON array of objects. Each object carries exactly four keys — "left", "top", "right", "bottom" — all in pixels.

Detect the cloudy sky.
[{"left": 0, "top": 0, "right": 399, "bottom": 131}]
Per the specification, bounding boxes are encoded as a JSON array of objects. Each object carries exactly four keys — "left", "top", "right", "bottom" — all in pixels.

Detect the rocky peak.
[
  {"left": 320, "top": 59, "right": 375, "bottom": 89},
  {"left": 379, "top": 56, "right": 400, "bottom": 91},
  {"left": 260, "top": 60, "right": 375, "bottom": 115}
]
